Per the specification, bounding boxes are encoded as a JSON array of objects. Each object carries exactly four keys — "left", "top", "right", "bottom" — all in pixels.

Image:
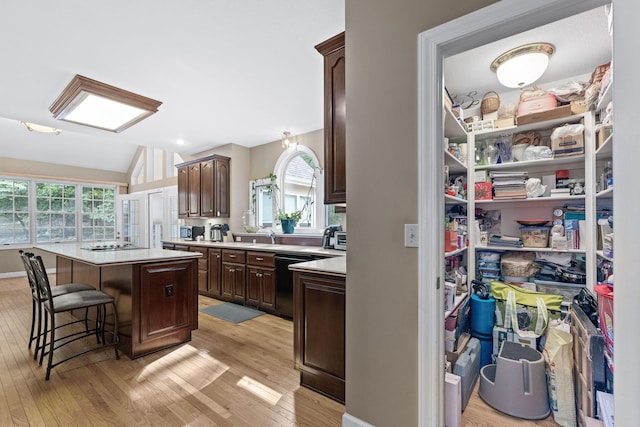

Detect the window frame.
[{"left": 0, "top": 175, "right": 117, "bottom": 248}]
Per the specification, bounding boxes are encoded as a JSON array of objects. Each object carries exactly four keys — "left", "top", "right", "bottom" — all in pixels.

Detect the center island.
[{"left": 35, "top": 244, "right": 202, "bottom": 359}]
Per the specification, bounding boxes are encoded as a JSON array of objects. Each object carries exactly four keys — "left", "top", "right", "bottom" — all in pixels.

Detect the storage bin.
[{"left": 520, "top": 226, "right": 551, "bottom": 248}]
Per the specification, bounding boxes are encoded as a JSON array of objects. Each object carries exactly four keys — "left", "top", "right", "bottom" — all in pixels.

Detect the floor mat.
[{"left": 200, "top": 303, "right": 264, "bottom": 323}]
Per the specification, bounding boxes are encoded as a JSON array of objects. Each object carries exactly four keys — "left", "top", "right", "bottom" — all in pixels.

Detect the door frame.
[{"left": 417, "top": 0, "right": 610, "bottom": 424}]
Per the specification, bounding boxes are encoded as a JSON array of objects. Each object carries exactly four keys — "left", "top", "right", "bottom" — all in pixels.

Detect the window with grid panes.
[
  {"left": 35, "top": 182, "right": 77, "bottom": 243},
  {"left": 0, "top": 178, "right": 30, "bottom": 244},
  {"left": 82, "top": 186, "right": 116, "bottom": 241}
]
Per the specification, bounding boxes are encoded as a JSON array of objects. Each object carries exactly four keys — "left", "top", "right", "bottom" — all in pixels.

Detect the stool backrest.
[
  {"left": 19, "top": 250, "right": 39, "bottom": 298},
  {"left": 29, "top": 254, "right": 54, "bottom": 304}
]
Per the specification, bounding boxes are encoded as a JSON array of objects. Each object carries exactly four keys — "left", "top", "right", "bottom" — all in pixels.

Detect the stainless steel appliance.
[
  {"left": 180, "top": 225, "right": 205, "bottom": 240},
  {"left": 322, "top": 225, "right": 342, "bottom": 249},
  {"left": 334, "top": 231, "right": 347, "bottom": 251},
  {"left": 275, "top": 253, "right": 315, "bottom": 318},
  {"left": 210, "top": 224, "right": 225, "bottom": 242}
]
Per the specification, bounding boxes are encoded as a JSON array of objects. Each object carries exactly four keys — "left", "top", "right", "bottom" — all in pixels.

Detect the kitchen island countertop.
[{"left": 35, "top": 244, "right": 202, "bottom": 266}]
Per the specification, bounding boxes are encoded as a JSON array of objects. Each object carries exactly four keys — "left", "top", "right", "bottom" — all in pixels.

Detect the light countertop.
[
  {"left": 288, "top": 256, "right": 346, "bottom": 277},
  {"left": 163, "top": 239, "right": 346, "bottom": 258},
  {"left": 35, "top": 244, "right": 202, "bottom": 266}
]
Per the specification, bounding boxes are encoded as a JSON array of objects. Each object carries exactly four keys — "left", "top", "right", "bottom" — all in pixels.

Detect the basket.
[
  {"left": 594, "top": 283, "right": 614, "bottom": 359},
  {"left": 481, "top": 91, "right": 500, "bottom": 115}
]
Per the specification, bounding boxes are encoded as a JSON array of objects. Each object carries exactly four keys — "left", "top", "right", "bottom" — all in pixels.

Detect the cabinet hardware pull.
[
  {"left": 255, "top": 257, "right": 264, "bottom": 261},
  {"left": 229, "top": 254, "right": 236, "bottom": 258},
  {"left": 230, "top": 268, "right": 235, "bottom": 273}
]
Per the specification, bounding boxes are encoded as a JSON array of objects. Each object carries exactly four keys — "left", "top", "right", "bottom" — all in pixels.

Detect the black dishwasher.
[{"left": 275, "top": 253, "right": 315, "bottom": 318}]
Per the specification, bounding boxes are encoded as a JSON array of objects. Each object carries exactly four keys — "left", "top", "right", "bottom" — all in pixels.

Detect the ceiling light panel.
[{"left": 50, "top": 75, "right": 162, "bottom": 133}]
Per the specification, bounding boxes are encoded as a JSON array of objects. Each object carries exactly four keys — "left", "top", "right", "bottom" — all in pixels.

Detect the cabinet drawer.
[
  {"left": 222, "top": 249, "right": 245, "bottom": 263},
  {"left": 246, "top": 251, "right": 275, "bottom": 268}
]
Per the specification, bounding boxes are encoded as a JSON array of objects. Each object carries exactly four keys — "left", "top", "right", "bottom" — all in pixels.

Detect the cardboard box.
[
  {"left": 494, "top": 116, "right": 515, "bottom": 128},
  {"left": 446, "top": 332, "right": 471, "bottom": 366},
  {"left": 597, "top": 125, "right": 613, "bottom": 149},
  {"left": 552, "top": 131, "right": 585, "bottom": 157},
  {"left": 511, "top": 331, "right": 537, "bottom": 350},
  {"left": 474, "top": 182, "right": 492, "bottom": 200},
  {"left": 516, "top": 104, "right": 572, "bottom": 126},
  {"left": 570, "top": 99, "right": 587, "bottom": 115}
]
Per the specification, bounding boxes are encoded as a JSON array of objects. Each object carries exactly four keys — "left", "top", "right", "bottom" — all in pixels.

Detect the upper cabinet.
[
  {"left": 176, "top": 155, "right": 231, "bottom": 218},
  {"left": 316, "top": 32, "right": 346, "bottom": 204}
]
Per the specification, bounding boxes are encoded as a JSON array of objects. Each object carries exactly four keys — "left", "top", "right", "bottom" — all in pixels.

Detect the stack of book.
[{"left": 490, "top": 171, "right": 528, "bottom": 200}]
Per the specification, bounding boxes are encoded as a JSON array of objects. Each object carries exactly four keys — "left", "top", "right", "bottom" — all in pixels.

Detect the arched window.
[{"left": 274, "top": 146, "right": 324, "bottom": 230}]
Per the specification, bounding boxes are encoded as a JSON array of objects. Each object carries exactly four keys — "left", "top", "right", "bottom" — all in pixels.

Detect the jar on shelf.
[{"left": 484, "top": 139, "right": 499, "bottom": 165}]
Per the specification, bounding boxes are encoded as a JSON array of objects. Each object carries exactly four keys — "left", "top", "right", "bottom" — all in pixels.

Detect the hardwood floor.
[{"left": 0, "top": 275, "right": 560, "bottom": 426}]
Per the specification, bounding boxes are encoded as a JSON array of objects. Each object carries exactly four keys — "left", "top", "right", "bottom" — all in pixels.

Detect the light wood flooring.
[{"left": 0, "top": 275, "right": 560, "bottom": 426}]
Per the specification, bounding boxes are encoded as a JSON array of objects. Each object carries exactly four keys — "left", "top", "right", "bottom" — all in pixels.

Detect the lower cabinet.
[
  {"left": 207, "top": 248, "right": 222, "bottom": 297},
  {"left": 222, "top": 249, "right": 246, "bottom": 303},
  {"left": 246, "top": 251, "right": 276, "bottom": 313},
  {"left": 189, "top": 246, "right": 208, "bottom": 293},
  {"left": 293, "top": 270, "right": 346, "bottom": 404}
]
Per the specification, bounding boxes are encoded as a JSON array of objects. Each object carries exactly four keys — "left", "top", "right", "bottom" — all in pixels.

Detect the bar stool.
[
  {"left": 29, "top": 254, "right": 120, "bottom": 380},
  {"left": 18, "top": 250, "right": 95, "bottom": 359}
]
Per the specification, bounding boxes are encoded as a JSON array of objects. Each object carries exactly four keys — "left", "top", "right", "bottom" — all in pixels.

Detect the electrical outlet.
[{"left": 404, "top": 224, "right": 418, "bottom": 247}]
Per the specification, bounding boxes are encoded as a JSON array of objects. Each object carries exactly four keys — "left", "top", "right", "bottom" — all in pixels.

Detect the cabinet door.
[
  {"left": 208, "top": 249, "right": 222, "bottom": 297},
  {"left": 177, "top": 167, "right": 189, "bottom": 218},
  {"left": 221, "top": 263, "right": 235, "bottom": 301},
  {"left": 316, "top": 33, "right": 346, "bottom": 204},
  {"left": 188, "top": 163, "right": 201, "bottom": 217},
  {"left": 246, "top": 266, "right": 261, "bottom": 306},
  {"left": 259, "top": 268, "right": 276, "bottom": 312},
  {"left": 232, "top": 264, "right": 246, "bottom": 303},
  {"left": 199, "top": 160, "right": 215, "bottom": 217},
  {"left": 214, "top": 157, "right": 230, "bottom": 217},
  {"left": 139, "top": 260, "right": 196, "bottom": 343}
]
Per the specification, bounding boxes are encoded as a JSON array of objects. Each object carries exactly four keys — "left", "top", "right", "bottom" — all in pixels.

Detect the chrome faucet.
[{"left": 269, "top": 230, "right": 276, "bottom": 244}]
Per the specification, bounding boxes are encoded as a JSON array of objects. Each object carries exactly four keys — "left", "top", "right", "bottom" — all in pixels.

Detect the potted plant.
[{"left": 276, "top": 209, "right": 303, "bottom": 234}]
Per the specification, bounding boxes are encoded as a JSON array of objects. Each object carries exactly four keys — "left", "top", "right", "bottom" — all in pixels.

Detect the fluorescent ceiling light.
[
  {"left": 50, "top": 74, "right": 162, "bottom": 133},
  {"left": 21, "top": 121, "right": 62, "bottom": 135},
  {"left": 490, "top": 43, "right": 555, "bottom": 88}
]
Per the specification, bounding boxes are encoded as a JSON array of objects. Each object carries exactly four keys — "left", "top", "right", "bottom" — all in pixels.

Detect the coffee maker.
[
  {"left": 322, "top": 225, "right": 342, "bottom": 249},
  {"left": 210, "top": 224, "right": 227, "bottom": 242}
]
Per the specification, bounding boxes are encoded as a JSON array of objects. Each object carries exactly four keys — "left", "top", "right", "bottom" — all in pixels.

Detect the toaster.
[{"left": 334, "top": 231, "right": 347, "bottom": 251}]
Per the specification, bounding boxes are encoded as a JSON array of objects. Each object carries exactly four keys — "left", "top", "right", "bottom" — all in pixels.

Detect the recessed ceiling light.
[
  {"left": 176, "top": 138, "right": 185, "bottom": 146},
  {"left": 49, "top": 74, "right": 162, "bottom": 133},
  {"left": 21, "top": 121, "right": 62, "bottom": 135}
]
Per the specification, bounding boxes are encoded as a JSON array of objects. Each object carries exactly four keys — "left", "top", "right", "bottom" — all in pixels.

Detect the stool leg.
[
  {"left": 112, "top": 302, "right": 120, "bottom": 360},
  {"left": 39, "top": 314, "right": 49, "bottom": 366},
  {"left": 29, "top": 298, "right": 36, "bottom": 349},
  {"left": 45, "top": 310, "right": 55, "bottom": 381}
]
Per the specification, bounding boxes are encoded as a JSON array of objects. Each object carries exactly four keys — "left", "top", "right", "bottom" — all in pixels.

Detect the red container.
[{"left": 594, "top": 283, "right": 614, "bottom": 361}]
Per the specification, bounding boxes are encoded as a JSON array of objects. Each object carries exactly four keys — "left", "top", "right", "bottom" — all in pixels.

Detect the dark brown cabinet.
[
  {"left": 294, "top": 270, "right": 346, "bottom": 403},
  {"left": 139, "top": 260, "right": 197, "bottom": 345},
  {"left": 176, "top": 155, "right": 230, "bottom": 218},
  {"left": 207, "top": 248, "right": 222, "bottom": 297},
  {"left": 246, "top": 251, "right": 276, "bottom": 313},
  {"left": 189, "top": 246, "right": 208, "bottom": 293},
  {"left": 221, "top": 249, "right": 246, "bottom": 303},
  {"left": 315, "top": 32, "right": 346, "bottom": 204}
]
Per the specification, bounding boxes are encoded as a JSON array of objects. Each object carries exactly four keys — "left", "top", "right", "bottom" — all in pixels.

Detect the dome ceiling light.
[{"left": 490, "top": 43, "right": 555, "bottom": 88}]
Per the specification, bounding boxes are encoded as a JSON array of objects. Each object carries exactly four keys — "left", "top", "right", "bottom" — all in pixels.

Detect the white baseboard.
[
  {"left": 342, "top": 412, "right": 375, "bottom": 427},
  {"left": 0, "top": 271, "right": 26, "bottom": 279},
  {"left": 0, "top": 269, "right": 56, "bottom": 280}
]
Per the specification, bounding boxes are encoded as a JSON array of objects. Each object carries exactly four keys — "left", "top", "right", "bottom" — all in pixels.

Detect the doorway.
[{"left": 417, "top": 0, "right": 611, "bottom": 424}]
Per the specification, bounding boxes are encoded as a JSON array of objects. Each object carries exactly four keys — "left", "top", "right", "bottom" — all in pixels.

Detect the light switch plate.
[{"left": 404, "top": 224, "right": 418, "bottom": 247}]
